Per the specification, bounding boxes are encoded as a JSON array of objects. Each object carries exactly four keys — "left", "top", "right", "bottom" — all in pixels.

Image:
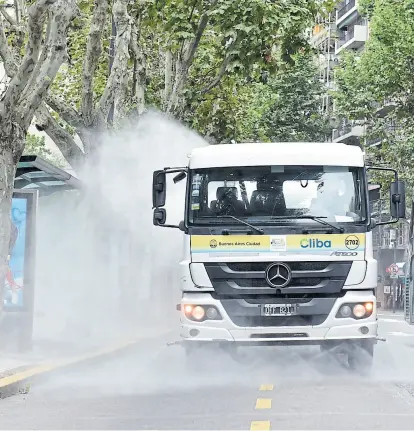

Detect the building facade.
[{"left": 311, "top": 0, "right": 410, "bottom": 307}]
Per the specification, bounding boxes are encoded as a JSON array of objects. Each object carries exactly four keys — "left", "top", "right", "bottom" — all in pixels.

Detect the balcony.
[
  {"left": 335, "top": 23, "right": 368, "bottom": 54},
  {"left": 336, "top": 0, "right": 359, "bottom": 29},
  {"left": 374, "top": 98, "right": 399, "bottom": 118},
  {"left": 311, "top": 22, "right": 337, "bottom": 47},
  {"left": 332, "top": 122, "right": 365, "bottom": 143},
  {"left": 365, "top": 123, "right": 403, "bottom": 147},
  {"left": 366, "top": 136, "right": 383, "bottom": 148}
]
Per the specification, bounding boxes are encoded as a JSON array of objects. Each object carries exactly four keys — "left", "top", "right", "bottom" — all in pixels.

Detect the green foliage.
[
  {"left": 50, "top": 0, "right": 325, "bottom": 125},
  {"left": 135, "top": 0, "right": 329, "bottom": 140},
  {"left": 16, "top": 0, "right": 330, "bottom": 160},
  {"left": 261, "top": 52, "right": 331, "bottom": 142},
  {"left": 24, "top": 134, "right": 51, "bottom": 158},
  {"left": 358, "top": 0, "right": 376, "bottom": 17},
  {"left": 51, "top": 1, "right": 110, "bottom": 111},
  {"left": 189, "top": 51, "right": 330, "bottom": 143},
  {"left": 24, "top": 134, "right": 66, "bottom": 168},
  {"left": 333, "top": 0, "right": 414, "bottom": 190}
]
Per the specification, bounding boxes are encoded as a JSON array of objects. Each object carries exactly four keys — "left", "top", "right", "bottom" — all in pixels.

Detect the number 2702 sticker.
[{"left": 345, "top": 235, "right": 360, "bottom": 250}]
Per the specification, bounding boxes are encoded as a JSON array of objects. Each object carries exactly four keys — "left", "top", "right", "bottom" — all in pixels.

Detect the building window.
[
  {"left": 397, "top": 223, "right": 407, "bottom": 247},
  {"left": 382, "top": 231, "right": 390, "bottom": 248}
]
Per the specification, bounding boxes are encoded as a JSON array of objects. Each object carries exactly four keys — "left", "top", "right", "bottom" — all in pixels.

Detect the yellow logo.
[{"left": 210, "top": 239, "right": 217, "bottom": 248}]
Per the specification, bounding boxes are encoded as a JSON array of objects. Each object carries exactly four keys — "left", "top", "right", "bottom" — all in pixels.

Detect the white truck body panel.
[{"left": 175, "top": 142, "right": 377, "bottom": 347}]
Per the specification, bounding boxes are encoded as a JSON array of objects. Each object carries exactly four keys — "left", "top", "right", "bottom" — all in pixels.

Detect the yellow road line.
[
  {"left": 256, "top": 398, "right": 272, "bottom": 409},
  {"left": 250, "top": 420, "right": 271, "bottom": 431},
  {"left": 259, "top": 384, "right": 274, "bottom": 391},
  {"left": 0, "top": 332, "right": 171, "bottom": 390},
  {"left": 0, "top": 365, "right": 55, "bottom": 389}
]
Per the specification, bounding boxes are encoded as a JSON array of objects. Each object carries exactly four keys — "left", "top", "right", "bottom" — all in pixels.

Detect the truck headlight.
[
  {"left": 192, "top": 306, "right": 205, "bottom": 321},
  {"left": 206, "top": 307, "right": 218, "bottom": 319},
  {"left": 336, "top": 302, "right": 374, "bottom": 320},
  {"left": 182, "top": 305, "right": 222, "bottom": 322},
  {"left": 339, "top": 305, "right": 352, "bottom": 318},
  {"left": 353, "top": 304, "right": 366, "bottom": 318}
]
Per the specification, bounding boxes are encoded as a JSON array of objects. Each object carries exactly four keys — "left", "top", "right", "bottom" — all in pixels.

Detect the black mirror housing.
[
  {"left": 153, "top": 170, "right": 166, "bottom": 208},
  {"left": 153, "top": 208, "right": 166, "bottom": 225},
  {"left": 173, "top": 171, "right": 187, "bottom": 184},
  {"left": 390, "top": 181, "right": 406, "bottom": 219}
]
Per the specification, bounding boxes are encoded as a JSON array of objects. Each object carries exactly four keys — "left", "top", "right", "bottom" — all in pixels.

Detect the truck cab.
[{"left": 152, "top": 142, "right": 405, "bottom": 371}]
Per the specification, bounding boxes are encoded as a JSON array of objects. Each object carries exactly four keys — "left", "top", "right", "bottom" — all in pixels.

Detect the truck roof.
[{"left": 188, "top": 142, "right": 364, "bottom": 169}]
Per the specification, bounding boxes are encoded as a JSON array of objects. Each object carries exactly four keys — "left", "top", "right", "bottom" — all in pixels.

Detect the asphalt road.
[{"left": 2, "top": 313, "right": 414, "bottom": 430}]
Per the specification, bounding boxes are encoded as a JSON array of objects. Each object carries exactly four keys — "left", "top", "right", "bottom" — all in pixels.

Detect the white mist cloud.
[{"left": 33, "top": 111, "right": 207, "bottom": 353}]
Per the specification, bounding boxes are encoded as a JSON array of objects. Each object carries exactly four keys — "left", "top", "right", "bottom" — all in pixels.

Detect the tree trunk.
[{"left": 0, "top": 143, "right": 20, "bottom": 307}]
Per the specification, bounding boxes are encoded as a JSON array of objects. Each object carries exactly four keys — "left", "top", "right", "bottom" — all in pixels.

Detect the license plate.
[{"left": 261, "top": 304, "right": 298, "bottom": 316}]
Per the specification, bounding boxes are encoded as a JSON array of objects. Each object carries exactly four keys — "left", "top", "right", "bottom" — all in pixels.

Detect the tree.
[
  {"left": 260, "top": 51, "right": 331, "bottom": 142},
  {"left": 333, "top": 0, "right": 414, "bottom": 187},
  {"left": 189, "top": 50, "right": 331, "bottom": 143},
  {"left": 23, "top": 0, "right": 329, "bottom": 169},
  {"left": 0, "top": 0, "right": 77, "bottom": 307}
]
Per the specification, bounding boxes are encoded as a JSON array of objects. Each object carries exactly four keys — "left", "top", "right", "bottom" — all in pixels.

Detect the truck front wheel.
[{"left": 347, "top": 340, "right": 374, "bottom": 374}]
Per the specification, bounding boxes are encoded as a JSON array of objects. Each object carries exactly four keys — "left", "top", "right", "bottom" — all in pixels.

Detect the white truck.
[{"left": 152, "top": 142, "right": 405, "bottom": 370}]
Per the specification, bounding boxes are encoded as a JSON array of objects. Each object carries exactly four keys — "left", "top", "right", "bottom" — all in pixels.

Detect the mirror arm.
[
  {"left": 367, "top": 166, "right": 399, "bottom": 182},
  {"left": 155, "top": 222, "right": 186, "bottom": 231},
  {"left": 157, "top": 223, "right": 181, "bottom": 229},
  {"left": 375, "top": 218, "right": 399, "bottom": 226},
  {"left": 163, "top": 167, "right": 188, "bottom": 174}
]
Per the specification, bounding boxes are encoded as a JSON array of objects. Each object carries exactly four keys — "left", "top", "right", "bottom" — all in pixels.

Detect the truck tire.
[{"left": 347, "top": 340, "right": 374, "bottom": 374}]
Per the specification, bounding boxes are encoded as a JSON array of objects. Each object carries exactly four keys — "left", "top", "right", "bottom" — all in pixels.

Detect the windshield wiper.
[
  {"left": 198, "top": 216, "right": 264, "bottom": 235},
  {"left": 270, "top": 215, "right": 344, "bottom": 233}
]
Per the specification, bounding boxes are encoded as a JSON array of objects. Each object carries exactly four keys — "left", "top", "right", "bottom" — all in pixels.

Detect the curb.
[{"left": 0, "top": 329, "right": 172, "bottom": 399}]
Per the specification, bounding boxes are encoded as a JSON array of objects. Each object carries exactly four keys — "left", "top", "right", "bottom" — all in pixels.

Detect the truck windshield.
[{"left": 188, "top": 165, "right": 367, "bottom": 225}]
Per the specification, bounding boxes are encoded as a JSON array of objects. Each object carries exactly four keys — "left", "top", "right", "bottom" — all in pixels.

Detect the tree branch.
[
  {"left": 200, "top": 48, "right": 235, "bottom": 94},
  {"left": 129, "top": 22, "right": 146, "bottom": 115},
  {"left": 3, "top": 0, "right": 57, "bottom": 110},
  {"left": 18, "top": 0, "right": 78, "bottom": 128},
  {"left": 0, "top": 8, "right": 17, "bottom": 27},
  {"left": 82, "top": 0, "right": 109, "bottom": 127},
  {"left": 96, "top": 0, "right": 132, "bottom": 124},
  {"left": 183, "top": 12, "right": 209, "bottom": 68},
  {"left": 166, "top": 1, "right": 217, "bottom": 114},
  {"left": 35, "top": 103, "right": 84, "bottom": 169},
  {"left": 0, "top": 16, "right": 18, "bottom": 78},
  {"left": 45, "top": 94, "right": 82, "bottom": 128},
  {"left": 163, "top": 50, "right": 173, "bottom": 108}
]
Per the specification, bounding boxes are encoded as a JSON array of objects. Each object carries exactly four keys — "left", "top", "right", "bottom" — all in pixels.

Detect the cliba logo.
[{"left": 300, "top": 238, "right": 332, "bottom": 249}]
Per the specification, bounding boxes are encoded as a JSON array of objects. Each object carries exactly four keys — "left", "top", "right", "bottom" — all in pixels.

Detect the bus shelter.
[{"left": 3, "top": 156, "right": 81, "bottom": 351}]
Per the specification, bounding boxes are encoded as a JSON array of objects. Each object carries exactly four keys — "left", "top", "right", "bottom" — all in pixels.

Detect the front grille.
[
  {"left": 219, "top": 294, "right": 336, "bottom": 328},
  {"left": 226, "top": 262, "right": 329, "bottom": 272},
  {"left": 230, "top": 315, "right": 328, "bottom": 327},
  {"left": 250, "top": 333, "right": 309, "bottom": 339},
  {"left": 204, "top": 261, "right": 352, "bottom": 296},
  {"left": 235, "top": 278, "right": 322, "bottom": 287}
]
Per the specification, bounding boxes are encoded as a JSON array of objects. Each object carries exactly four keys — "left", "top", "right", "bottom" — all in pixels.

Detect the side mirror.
[
  {"left": 153, "top": 208, "right": 166, "bottom": 225},
  {"left": 173, "top": 171, "right": 187, "bottom": 184},
  {"left": 153, "top": 170, "right": 166, "bottom": 208},
  {"left": 390, "top": 181, "right": 406, "bottom": 219}
]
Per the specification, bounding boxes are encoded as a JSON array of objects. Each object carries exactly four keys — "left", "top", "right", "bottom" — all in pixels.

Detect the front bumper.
[{"left": 180, "top": 290, "right": 377, "bottom": 344}]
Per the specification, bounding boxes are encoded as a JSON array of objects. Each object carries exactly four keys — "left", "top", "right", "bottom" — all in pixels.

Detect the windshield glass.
[{"left": 188, "top": 165, "right": 366, "bottom": 225}]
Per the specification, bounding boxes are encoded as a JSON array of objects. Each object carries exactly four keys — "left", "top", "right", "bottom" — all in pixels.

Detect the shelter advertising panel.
[{"left": 3, "top": 190, "right": 37, "bottom": 312}]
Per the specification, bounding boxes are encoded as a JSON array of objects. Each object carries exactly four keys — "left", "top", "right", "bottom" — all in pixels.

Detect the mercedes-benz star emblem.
[{"left": 265, "top": 263, "right": 292, "bottom": 288}]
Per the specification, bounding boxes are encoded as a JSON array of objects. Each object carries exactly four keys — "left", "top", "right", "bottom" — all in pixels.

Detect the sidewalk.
[
  {"left": 0, "top": 324, "right": 172, "bottom": 396},
  {"left": 378, "top": 309, "right": 405, "bottom": 318}
]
